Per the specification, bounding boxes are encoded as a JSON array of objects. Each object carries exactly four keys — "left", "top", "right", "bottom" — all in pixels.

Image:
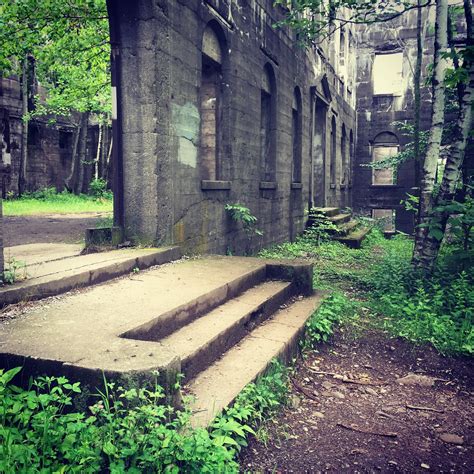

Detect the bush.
[
  {"left": 0, "top": 368, "right": 237, "bottom": 473},
  {"left": 89, "top": 178, "right": 112, "bottom": 199}
]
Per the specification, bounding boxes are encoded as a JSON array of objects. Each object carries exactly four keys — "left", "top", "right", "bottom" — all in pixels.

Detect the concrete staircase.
[
  {"left": 309, "top": 207, "right": 370, "bottom": 249},
  {"left": 0, "top": 256, "right": 322, "bottom": 427}
]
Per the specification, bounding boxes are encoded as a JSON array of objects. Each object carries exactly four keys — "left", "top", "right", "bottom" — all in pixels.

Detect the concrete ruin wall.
[
  {"left": 0, "top": 76, "right": 107, "bottom": 196},
  {"left": 108, "top": 0, "right": 357, "bottom": 254},
  {"left": 353, "top": 7, "right": 436, "bottom": 233}
]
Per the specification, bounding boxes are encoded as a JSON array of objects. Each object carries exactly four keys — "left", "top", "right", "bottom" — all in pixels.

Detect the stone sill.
[
  {"left": 370, "top": 184, "right": 400, "bottom": 189},
  {"left": 340, "top": 184, "right": 347, "bottom": 190},
  {"left": 201, "top": 180, "right": 231, "bottom": 191},
  {"left": 330, "top": 183, "right": 336, "bottom": 189},
  {"left": 373, "top": 93, "right": 402, "bottom": 98},
  {"left": 291, "top": 182, "right": 302, "bottom": 190},
  {"left": 259, "top": 181, "right": 277, "bottom": 190}
]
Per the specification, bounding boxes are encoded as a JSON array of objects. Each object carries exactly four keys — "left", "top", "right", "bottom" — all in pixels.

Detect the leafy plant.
[
  {"left": 225, "top": 203, "right": 263, "bottom": 237},
  {"left": 1, "top": 258, "right": 27, "bottom": 285},
  {"left": 89, "top": 178, "right": 111, "bottom": 199},
  {"left": 304, "top": 293, "right": 358, "bottom": 348},
  {"left": 303, "top": 208, "right": 341, "bottom": 245}
]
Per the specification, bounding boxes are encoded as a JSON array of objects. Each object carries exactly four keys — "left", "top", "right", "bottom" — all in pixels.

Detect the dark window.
[
  {"left": 260, "top": 63, "right": 277, "bottom": 182},
  {"left": 291, "top": 87, "right": 302, "bottom": 183},
  {"left": 59, "top": 130, "right": 72, "bottom": 149}
]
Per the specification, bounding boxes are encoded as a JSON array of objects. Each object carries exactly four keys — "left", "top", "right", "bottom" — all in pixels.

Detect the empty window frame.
[
  {"left": 349, "top": 129, "right": 354, "bottom": 185},
  {"left": 373, "top": 52, "right": 403, "bottom": 95},
  {"left": 372, "top": 209, "right": 395, "bottom": 231},
  {"left": 260, "top": 63, "right": 277, "bottom": 182},
  {"left": 200, "top": 23, "right": 224, "bottom": 181},
  {"left": 372, "top": 132, "right": 398, "bottom": 185},
  {"left": 292, "top": 87, "right": 302, "bottom": 184}
]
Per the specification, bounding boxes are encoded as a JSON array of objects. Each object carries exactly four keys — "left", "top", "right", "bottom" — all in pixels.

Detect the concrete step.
[
  {"left": 335, "top": 227, "right": 370, "bottom": 249},
  {"left": 310, "top": 207, "right": 340, "bottom": 217},
  {"left": 187, "top": 293, "right": 324, "bottom": 427},
  {"left": 329, "top": 213, "right": 352, "bottom": 226},
  {"left": 0, "top": 246, "right": 182, "bottom": 308},
  {"left": 328, "top": 219, "right": 358, "bottom": 236},
  {"left": 160, "top": 280, "right": 293, "bottom": 382}
]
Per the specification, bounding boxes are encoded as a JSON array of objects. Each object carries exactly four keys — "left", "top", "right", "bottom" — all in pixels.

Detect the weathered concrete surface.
[
  {"left": 188, "top": 293, "right": 324, "bottom": 427},
  {"left": 0, "top": 257, "right": 312, "bottom": 390},
  {"left": 0, "top": 246, "right": 181, "bottom": 307},
  {"left": 5, "top": 243, "right": 83, "bottom": 266}
]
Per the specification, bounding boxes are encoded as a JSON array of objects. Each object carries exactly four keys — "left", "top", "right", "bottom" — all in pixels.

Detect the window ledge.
[
  {"left": 340, "top": 183, "right": 347, "bottom": 190},
  {"left": 370, "top": 184, "right": 399, "bottom": 189},
  {"left": 259, "top": 181, "right": 277, "bottom": 190},
  {"left": 201, "top": 180, "right": 231, "bottom": 191},
  {"left": 291, "top": 182, "right": 302, "bottom": 190},
  {"left": 330, "top": 183, "right": 337, "bottom": 189}
]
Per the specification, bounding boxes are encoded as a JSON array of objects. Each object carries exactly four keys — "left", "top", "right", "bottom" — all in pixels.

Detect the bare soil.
[
  {"left": 3, "top": 212, "right": 111, "bottom": 247},
  {"left": 240, "top": 323, "right": 474, "bottom": 473}
]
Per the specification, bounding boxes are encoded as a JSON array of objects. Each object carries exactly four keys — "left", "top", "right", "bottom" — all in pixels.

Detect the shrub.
[{"left": 89, "top": 178, "right": 111, "bottom": 199}]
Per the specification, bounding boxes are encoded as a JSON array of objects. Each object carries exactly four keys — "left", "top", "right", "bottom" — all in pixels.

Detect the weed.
[
  {"left": 89, "top": 178, "right": 112, "bottom": 199},
  {"left": 1, "top": 258, "right": 27, "bottom": 285}
]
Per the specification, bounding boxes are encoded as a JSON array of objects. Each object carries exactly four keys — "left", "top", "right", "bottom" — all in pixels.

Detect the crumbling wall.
[
  {"left": 108, "top": 0, "right": 356, "bottom": 254},
  {"left": 353, "top": 7, "right": 436, "bottom": 233}
]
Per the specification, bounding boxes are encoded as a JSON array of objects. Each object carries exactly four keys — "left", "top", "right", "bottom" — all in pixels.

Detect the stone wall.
[
  {"left": 108, "top": 0, "right": 357, "bottom": 254},
  {"left": 353, "top": 7, "right": 436, "bottom": 233}
]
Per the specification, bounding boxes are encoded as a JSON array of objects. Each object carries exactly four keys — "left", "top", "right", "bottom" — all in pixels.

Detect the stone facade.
[
  {"left": 353, "top": 7, "right": 436, "bottom": 233},
  {"left": 107, "top": 0, "right": 357, "bottom": 254}
]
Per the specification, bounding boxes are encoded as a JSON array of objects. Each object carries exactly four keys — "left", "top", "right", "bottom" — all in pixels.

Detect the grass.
[
  {"left": 3, "top": 191, "right": 113, "bottom": 216},
  {"left": 258, "top": 228, "right": 474, "bottom": 356}
]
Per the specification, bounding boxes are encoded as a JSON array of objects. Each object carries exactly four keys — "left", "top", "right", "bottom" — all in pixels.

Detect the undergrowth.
[
  {"left": 260, "top": 226, "right": 473, "bottom": 356},
  {"left": 3, "top": 187, "right": 113, "bottom": 216}
]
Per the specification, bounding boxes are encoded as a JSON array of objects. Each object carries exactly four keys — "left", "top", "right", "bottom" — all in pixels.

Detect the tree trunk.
[
  {"left": 412, "top": 0, "right": 449, "bottom": 268},
  {"left": 18, "top": 57, "right": 29, "bottom": 197},
  {"left": 94, "top": 122, "right": 102, "bottom": 180},
  {"left": 105, "top": 136, "right": 113, "bottom": 184},
  {"left": 75, "top": 111, "right": 90, "bottom": 194},
  {"left": 415, "top": 0, "right": 474, "bottom": 272},
  {"left": 64, "top": 116, "right": 82, "bottom": 192},
  {"left": 413, "top": 0, "right": 423, "bottom": 199}
]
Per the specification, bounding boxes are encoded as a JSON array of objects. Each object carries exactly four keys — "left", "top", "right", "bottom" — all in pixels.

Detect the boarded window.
[
  {"left": 373, "top": 53, "right": 403, "bottom": 95},
  {"left": 372, "top": 209, "right": 395, "bottom": 231},
  {"left": 330, "top": 116, "right": 337, "bottom": 185},
  {"left": 260, "top": 64, "right": 276, "bottom": 182},
  {"left": 292, "top": 87, "right": 302, "bottom": 183},
  {"left": 200, "top": 25, "right": 223, "bottom": 181}
]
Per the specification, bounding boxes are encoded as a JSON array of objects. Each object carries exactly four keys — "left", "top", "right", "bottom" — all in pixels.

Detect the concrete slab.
[
  {"left": 0, "top": 257, "right": 269, "bottom": 381},
  {"left": 187, "top": 293, "right": 324, "bottom": 427},
  {"left": 5, "top": 243, "right": 83, "bottom": 266},
  {"left": 0, "top": 246, "right": 182, "bottom": 307}
]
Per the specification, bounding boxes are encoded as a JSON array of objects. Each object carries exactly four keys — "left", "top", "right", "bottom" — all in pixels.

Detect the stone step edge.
[
  {"left": 186, "top": 292, "right": 325, "bottom": 428},
  {"left": 175, "top": 281, "right": 295, "bottom": 382},
  {"left": 0, "top": 246, "right": 182, "bottom": 308},
  {"left": 336, "top": 227, "right": 371, "bottom": 249}
]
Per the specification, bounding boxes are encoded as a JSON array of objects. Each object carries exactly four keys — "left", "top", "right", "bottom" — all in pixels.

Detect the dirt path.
[
  {"left": 240, "top": 323, "right": 473, "bottom": 473},
  {"left": 4, "top": 212, "right": 111, "bottom": 247}
]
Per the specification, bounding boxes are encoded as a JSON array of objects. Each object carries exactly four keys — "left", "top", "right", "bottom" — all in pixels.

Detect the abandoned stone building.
[
  {"left": 0, "top": 75, "right": 110, "bottom": 197},
  {"left": 1, "top": 0, "right": 439, "bottom": 254}
]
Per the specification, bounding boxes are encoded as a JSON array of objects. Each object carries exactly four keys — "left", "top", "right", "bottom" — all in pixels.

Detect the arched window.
[
  {"left": 341, "top": 124, "right": 347, "bottom": 184},
  {"left": 200, "top": 23, "right": 224, "bottom": 181},
  {"left": 260, "top": 63, "right": 277, "bottom": 183},
  {"left": 372, "top": 131, "right": 398, "bottom": 185},
  {"left": 330, "top": 116, "right": 337, "bottom": 186},
  {"left": 292, "top": 87, "right": 302, "bottom": 184}
]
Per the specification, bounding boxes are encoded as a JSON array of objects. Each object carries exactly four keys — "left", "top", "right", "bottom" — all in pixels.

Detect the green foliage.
[
  {"left": 225, "top": 203, "right": 263, "bottom": 237},
  {"left": 211, "top": 359, "right": 290, "bottom": 451},
  {"left": 0, "top": 369, "right": 237, "bottom": 473},
  {"left": 365, "top": 236, "right": 474, "bottom": 355},
  {"left": 3, "top": 189, "right": 113, "bottom": 216},
  {"left": 1, "top": 258, "right": 27, "bottom": 285},
  {"left": 89, "top": 178, "right": 111, "bottom": 199},
  {"left": 304, "top": 293, "right": 358, "bottom": 348},
  {"left": 0, "top": 0, "right": 110, "bottom": 116}
]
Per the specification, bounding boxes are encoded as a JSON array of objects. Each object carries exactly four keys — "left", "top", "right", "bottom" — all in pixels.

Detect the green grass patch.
[{"left": 3, "top": 188, "right": 113, "bottom": 216}]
